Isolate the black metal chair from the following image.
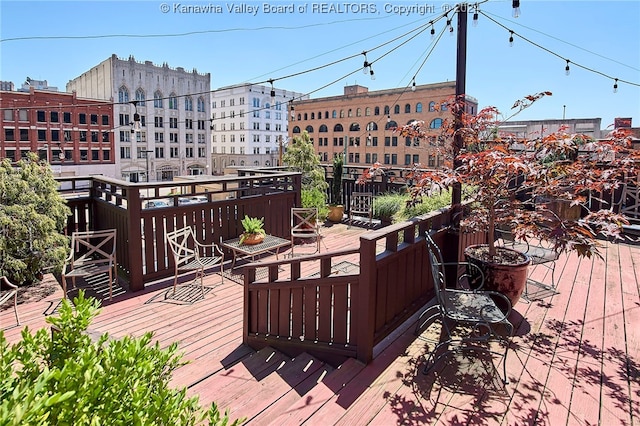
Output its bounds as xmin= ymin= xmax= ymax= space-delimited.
xmin=419 ymin=232 xmax=514 ymax=384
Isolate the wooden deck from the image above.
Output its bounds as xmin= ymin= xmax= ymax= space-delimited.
xmin=2 ymin=223 xmax=639 ymax=425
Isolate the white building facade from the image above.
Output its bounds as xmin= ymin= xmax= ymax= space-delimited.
xmin=210 ymin=83 xmax=306 ymax=174
xmin=67 ymin=54 xmax=211 ymax=182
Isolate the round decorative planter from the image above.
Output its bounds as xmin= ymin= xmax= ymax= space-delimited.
xmin=464 ymin=244 xmax=531 ymax=307
xmin=241 ymin=233 xmax=265 ymax=245
xmin=327 ymin=205 xmax=344 ymax=222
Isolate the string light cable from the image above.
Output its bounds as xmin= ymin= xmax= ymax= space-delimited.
xmin=479 ymin=10 xmax=639 ymax=89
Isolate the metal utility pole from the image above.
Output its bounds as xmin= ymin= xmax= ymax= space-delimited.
xmin=451 ymin=3 xmax=468 ymax=210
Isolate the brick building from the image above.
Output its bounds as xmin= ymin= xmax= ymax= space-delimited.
xmin=289 ymin=82 xmax=478 ymax=168
xmin=0 ymin=87 xmax=115 ymax=176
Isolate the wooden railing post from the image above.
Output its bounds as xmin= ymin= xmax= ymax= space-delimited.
xmin=127 ymin=187 xmax=144 ymax=292
xmin=356 ymin=234 xmax=378 ymax=363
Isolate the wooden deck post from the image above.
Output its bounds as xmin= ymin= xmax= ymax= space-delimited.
xmin=356 ymin=234 xmax=377 ymax=363
xmin=127 ymin=187 xmax=145 ymax=292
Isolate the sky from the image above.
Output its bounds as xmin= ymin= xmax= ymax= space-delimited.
xmin=1 ymin=0 xmax=639 ymax=130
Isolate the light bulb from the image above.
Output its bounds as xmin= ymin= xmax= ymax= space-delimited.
xmin=512 ymin=0 xmax=520 ymax=18
xmin=370 ymin=69 xmax=375 ymax=80
xmin=509 ymin=32 xmax=514 ymax=47
xmin=472 ymin=12 xmax=478 ymax=27
xmin=411 ymin=80 xmax=416 ymax=92
xmin=363 ymin=61 xmax=369 ymax=75
xmin=565 ymin=60 xmax=570 ymax=76
xmin=613 ymin=79 xmax=618 ymax=93
xmin=430 ymin=23 xmax=435 ymax=39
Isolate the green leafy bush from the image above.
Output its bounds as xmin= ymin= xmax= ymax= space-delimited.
xmin=0 ymin=291 xmax=243 ymax=426
xmin=301 ymin=188 xmax=329 ymax=221
xmin=373 ymin=192 xmax=405 ymax=223
xmin=0 ymin=154 xmax=70 ymax=285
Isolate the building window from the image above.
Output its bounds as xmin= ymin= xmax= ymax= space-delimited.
xmin=51 ymin=130 xmax=60 ymax=142
xmin=103 ymin=150 xmax=110 ymax=161
xmin=135 ymin=88 xmax=145 ymax=105
xmin=102 ymin=132 xmax=110 ymax=142
xmin=428 ymin=101 xmax=436 ymax=112
xmin=185 ymin=147 xmax=194 ymax=158
xmin=155 ymin=147 xmax=164 ymax=158
xmin=416 ymin=102 xmax=423 ymax=113
xmin=79 ymin=113 xmax=86 ymax=124
xmin=91 ymin=131 xmax=99 ymax=142
xmin=429 ymin=118 xmax=443 ymax=129
xmin=185 ymin=119 xmax=193 ymax=129
xmin=92 ymin=150 xmax=100 ymax=161
xmin=197 ymin=97 xmax=205 ymax=112
xmin=154 ymin=91 xmax=163 ymax=108
xmin=4 ymin=128 xmax=14 ymax=141
xmin=120 ymin=146 xmax=131 ymax=159
xmin=169 ymin=117 xmax=178 ymax=128
xmin=79 ymin=131 xmax=87 ymax=142
xmin=155 ymin=132 xmax=164 ymax=143
xmin=37 ymin=111 xmax=46 ymax=122
xmin=3 ymin=110 xmax=13 ymax=121
xmin=118 ymin=86 xmax=129 ymax=103
xmin=394 ymin=105 xmax=400 ymax=114
xmin=170 ymin=147 xmax=178 ymax=158
xmin=405 ymin=104 xmax=411 ymax=113
xmin=169 ymin=93 xmax=178 ymax=109
xmin=154 ymin=117 xmax=163 ymax=128
xmin=170 ymin=133 xmax=178 ymax=143
xmin=120 ymin=131 xmax=130 ymax=142
xmin=185 ymin=97 xmax=193 ymax=111
xmin=50 ymin=111 xmax=59 ymax=123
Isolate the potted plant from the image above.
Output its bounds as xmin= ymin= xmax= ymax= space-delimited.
xmin=239 ymin=216 xmax=266 ymax=245
xmin=327 ymin=154 xmax=344 ymax=222
xmin=381 ymin=92 xmax=639 ymax=305
xmin=373 ymin=192 xmax=404 ymax=227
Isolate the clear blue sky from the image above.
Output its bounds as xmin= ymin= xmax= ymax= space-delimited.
xmin=1 ymin=1 xmax=638 ymax=129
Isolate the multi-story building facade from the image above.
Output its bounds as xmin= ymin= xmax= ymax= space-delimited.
xmin=496 ymin=118 xmax=603 ymax=141
xmin=67 ymin=54 xmax=211 ymax=182
xmin=209 ymin=83 xmax=306 ymax=174
xmin=0 ymin=87 xmax=115 ymax=176
xmin=289 ymin=82 xmax=477 ymax=169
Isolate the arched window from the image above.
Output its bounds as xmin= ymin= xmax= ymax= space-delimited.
xmin=384 ymin=105 xmax=390 ymax=115
xmin=332 ymin=110 xmax=337 ymax=118
xmin=394 ymin=105 xmax=400 ymax=114
xmin=292 ymin=126 xmax=301 ymax=133
xmin=325 ymin=111 xmax=329 ymax=119
xmin=185 ymin=96 xmax=193 ymax=111
xmin=429 ymin=118 xmax=443 ymax=129
xmin=154 ymin=91 xmax=163 ymax=108
xmin=416 ymin=102 xmax=423 ymax=113
xmin=348 ymin=109 xmax=353 ymax=117
xmin=240 ymin=160 xmax=245 ymax=166
xmin=135 ymin=88 xmax=145 ymax=105
xmin=385 ymin=120 xmax=398 ymax=130
xmin=340 ymin=110 xmax=345 ymax=118
xmin=305 ymin=125 xmax=314 ymax=133
xmin=311 ymin=112 xmax=315 ymax=119
xmin=405 ymin=103 xmax=411 ymax=113
xmin=304 ymin=113 xmax=308 ymax=120
xmin=366 ymin=121 xmax=378 ymax=131
xmin=319 ymin=124 xmax=328 ymax=132
xmin=356 ymin=108 xmax=362 ymax=117
xmin=333 ymin=124 xmax=344 ymax=132
xmin=197 ymin=97 xmax=205 ymax=112
xmin=365 ymin=107 xmax=371 ymax=116
xmin=441 ymin=102 xmax=448 ymax=111
xmin=428 ymin=101 xmax=436 ymax=112
xmin=297 ymin=113 xmax=302 ymax=121
xmin=374 ymin=106 xmax=380 ymax=115
xmin=118 ymin=86 xmax=129 ymax=103
xmin=169 ymin=93 xmax=178 ymax=109
xmin=349 ymin=123 xmax=360 ymax=132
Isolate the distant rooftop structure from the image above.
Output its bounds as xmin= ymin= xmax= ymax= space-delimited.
xmin=18 ymin=77 xmax=58 ymax=92
xmin=0 ymin=81 xmax=15 ymax=91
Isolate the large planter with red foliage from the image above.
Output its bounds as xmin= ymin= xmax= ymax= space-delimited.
xmin=464 ymin=244 xmax=531 ymax=307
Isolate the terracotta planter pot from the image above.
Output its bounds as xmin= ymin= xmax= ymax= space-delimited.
xmin=241 ymin=233 xmax=265 ymax=245
xmin=464 ymin=244 xmax=531 ymax=307
xmin=327 ymin=205 xmax=344 ymax=222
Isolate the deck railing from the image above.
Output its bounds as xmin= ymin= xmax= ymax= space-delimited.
xmin=58 ymin=170 xmax=301 ymax=291
xmin=243 ymin=207 xmax=457 ymax=365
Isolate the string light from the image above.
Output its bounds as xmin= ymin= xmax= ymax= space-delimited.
xmin=565 ymin=60 xmax=571 ymax=76
xmin=362 ymin=51 xmax=369 ymax=75
xmin=509 ymin=31 xmax=514 ymax=47
xmin=472 ymin=10 xmax=479 ymax=27
xmin=411 ymin=78 xmax=416 ymax=92
xmin=269 ymin=79 xmax=275 ymax=106
xmin=369 ymin=66 xmax=376 ymax=80
xmin=130 ymin=101 xmax=141 ymax=134
xmin=512 ymin=0 xmax=520 ymax=18
xmin=446 ymin=14 xmax=453 ymax=36
xmin=430 ymin=21 xmax=435 ymax=40
xmin=613 ymin=78 xmax=618 ymax=93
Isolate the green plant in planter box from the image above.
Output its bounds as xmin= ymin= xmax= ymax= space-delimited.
xmin=239 ymin=215 xmax=266 ymax=244
xmin=373 ymin=192 xmax=405 ymax=224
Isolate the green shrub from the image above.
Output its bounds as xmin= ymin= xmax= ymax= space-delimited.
xmin=0 ymin=154 xmax=70 ymax=286
xmin=400 ymin=188 xmax=453 ymax=219
xmin=373 ymin=192 xmax=405 ymax=222
xmin=0 ymin=291 xmax=243 ymax=426
xmin=301 ymin=188 xmax=329 ymax=221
